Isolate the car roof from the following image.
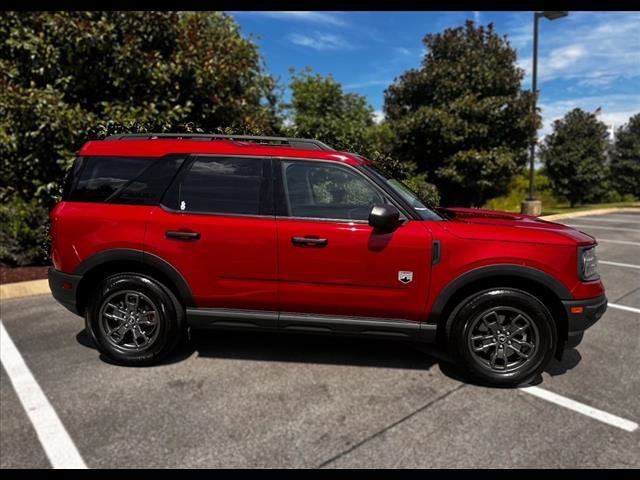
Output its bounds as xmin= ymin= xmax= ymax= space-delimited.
xmin=79 ymin=139 xmax=368 ymax=166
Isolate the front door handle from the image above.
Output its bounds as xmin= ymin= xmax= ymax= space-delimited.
xmin=166 ymin=230 xmax=201 ymax=241
xmin=291 ymin=236 xmax=328 ymax=247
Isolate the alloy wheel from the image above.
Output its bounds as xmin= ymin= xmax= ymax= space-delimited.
xmin=98 ymin=290 xmax=160 ymax=352
xmin=467 ymin=306 xmax=539 ymax=373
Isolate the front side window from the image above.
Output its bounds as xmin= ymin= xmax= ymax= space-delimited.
xmin=362 ymin=165 xmax=443 ymax=221
xmin=281 ymin=160 xmax=384 ymax=221
xmin=164 ymin=156 xmax=270 ymax=215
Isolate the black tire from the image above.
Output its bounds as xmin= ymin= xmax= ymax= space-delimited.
xmin=85 ymin=273 xmax=184 ymax=366
xmin=448 ymin=288 xmax=556 ymax=387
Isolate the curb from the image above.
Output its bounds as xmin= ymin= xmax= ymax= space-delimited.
xmin=0 ymin=279 xmax=51 ymax=301
xmin=540 ymin=206 xmax=640 ymax=221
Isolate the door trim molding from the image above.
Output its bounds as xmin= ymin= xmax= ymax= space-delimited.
xmin=185 ymin=307 xmax=437 ymax=342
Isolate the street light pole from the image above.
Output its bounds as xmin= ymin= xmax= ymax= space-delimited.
xmin=521 ymin=10 xmax=568 ymax=216
xmin=527 ymin=12 xmax=540 ymax=202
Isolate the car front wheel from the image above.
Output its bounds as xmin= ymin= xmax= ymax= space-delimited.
xmin=448 ymin=288 xmax=556 ymax=387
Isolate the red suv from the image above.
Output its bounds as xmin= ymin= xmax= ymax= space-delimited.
xmin=48 ymin=134 xmax=607 ymax=386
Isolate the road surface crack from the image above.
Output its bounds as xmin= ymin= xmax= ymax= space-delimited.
xmin=613 ymin=287 xmax=639 ymax=304
xmin=316 ymin=383 xmax=466 ymax=468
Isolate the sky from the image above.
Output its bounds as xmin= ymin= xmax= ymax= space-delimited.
xmin=228 ymin=11 xmax=640 ymax=138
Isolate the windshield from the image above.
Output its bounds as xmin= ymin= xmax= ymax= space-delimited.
xmin=362 ymin=165 xmax=444 ymax=221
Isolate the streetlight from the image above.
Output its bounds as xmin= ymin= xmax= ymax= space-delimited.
xmin=522 ymin=10 xmax=568 ymax=216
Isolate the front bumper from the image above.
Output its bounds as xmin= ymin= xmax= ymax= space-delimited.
xmin=561 ymin=294 xmax=607 ymax=348
xmin=48 ymin=268 xmax=83 ymax=316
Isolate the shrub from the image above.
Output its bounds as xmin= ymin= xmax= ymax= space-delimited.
xmin=483 ymin=171 xmax=559 ymax=212
xmin=0 ymin=196 xmax=50 ymax=266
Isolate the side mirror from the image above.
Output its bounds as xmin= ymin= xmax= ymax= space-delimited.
xmin=368 ymin=204 xmax=401 ymax=232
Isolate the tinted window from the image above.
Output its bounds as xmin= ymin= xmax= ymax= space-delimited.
xmin=117 ymin=156 xmax=185 ymax=205
xmin=362 ymin=165 xmax=443 ymax=221
xmin=64 ymin=156 xmax=184 ymax=204
xmin=165 ymin=156 xmax=270 ymax=215
xmin=61 ymin=156 xmax=85 ymax=200
xmin=282 ymin=161 xmax=384 ymax=220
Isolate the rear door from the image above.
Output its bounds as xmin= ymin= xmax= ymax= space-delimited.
xmin=145 ymin=155 xmax=278 ymax=311
xmin=275 ymin=159 xmax=432 ymax=321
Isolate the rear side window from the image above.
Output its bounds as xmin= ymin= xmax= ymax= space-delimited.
xmin=162 ymin=156 xmax=271 ymax=216
xmin=63 ymin=155 xmax=185 ymax=205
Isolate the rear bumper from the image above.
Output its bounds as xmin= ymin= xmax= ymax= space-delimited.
xmin=48 ymin=268 xmax=83 ymax=316
xmin=561 ymin=294 xmax=607 ymax=348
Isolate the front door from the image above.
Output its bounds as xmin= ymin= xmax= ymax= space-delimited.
xmin=145 ymin=155 xmax=278 ymax=311
xmin=275 ymin=159 xmax=432 ymax=321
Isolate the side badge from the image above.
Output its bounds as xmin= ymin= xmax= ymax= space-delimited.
xmin=398 ymin=271 xmax=413 ymax=284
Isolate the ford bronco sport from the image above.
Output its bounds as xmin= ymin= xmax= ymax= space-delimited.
xmin=48 ymin=134 xmax=607 ymax=386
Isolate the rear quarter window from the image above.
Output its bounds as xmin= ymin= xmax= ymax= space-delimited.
xmin=63 ymin=155 xmax=185 ymax=205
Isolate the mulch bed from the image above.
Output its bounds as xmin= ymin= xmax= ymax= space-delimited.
xmin=0 ymin=265 xmax=50 ymax=285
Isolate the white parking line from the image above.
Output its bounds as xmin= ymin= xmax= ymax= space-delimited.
xmin=566 ymin=224 xmax=640 ymax=233
xmin=520 ymin=386 xmax=638 ymax=432
xmin=608 ymin=303 xmax=640 ymax=315
xmin=599 ymin=260 xmax=640 ymax=269
xmin=0 ymin=321 xmax=87 ymax=469
xmin=596 ymin=239 xmax=640 ymax=246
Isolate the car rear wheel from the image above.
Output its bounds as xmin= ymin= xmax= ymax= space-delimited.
xmin=448 ymin=288 xmax=556 ymax=387
xmin=85 ymin=273 xmax=184 ymax=365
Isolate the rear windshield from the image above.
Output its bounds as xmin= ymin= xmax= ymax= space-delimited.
xmin=63 ymin=155 xmax=185 ymax=205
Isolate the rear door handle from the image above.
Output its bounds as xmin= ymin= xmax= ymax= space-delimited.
xmin=291 ymin=236 xmax=328 ymax=247
xmin=166 ymin=230 xmax=201 ymax=240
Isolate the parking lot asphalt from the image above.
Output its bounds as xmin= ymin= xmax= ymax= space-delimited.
xmin=1 ymin=211 xmax=639 ymax=468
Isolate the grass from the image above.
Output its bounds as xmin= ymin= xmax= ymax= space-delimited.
xmin=539 ymin=201 xmax=640 ymax=216
xmin=482 ymin=172 xmax=639 ymax=215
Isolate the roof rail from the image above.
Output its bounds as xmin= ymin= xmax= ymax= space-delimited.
xmin=104 ymin=133 xmax=335 ymax=151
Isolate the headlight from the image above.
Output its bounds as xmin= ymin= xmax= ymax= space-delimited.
xmin=578 ymin=245 xmax=599 ymax=281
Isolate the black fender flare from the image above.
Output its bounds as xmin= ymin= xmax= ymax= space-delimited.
xmin=75 ymin=248 xmax=196 ymax=307
xmin=429 ymin=264 xmax=573 ymax=325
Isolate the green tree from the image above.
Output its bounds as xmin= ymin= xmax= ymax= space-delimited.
xmin=0 ymin=11 xmax=280 ymax=206
xmin=540 ymin=108 xmax=610 ymax=208
xmin=285 ymin=69 xmax=440 ymax=206
xmin=284 ymin=68 xmax=374 ymax=154
xmin=610 ymin=113 xmax=640 ymax=198
xmin=384 ymin=21 xmax=537 ymax=207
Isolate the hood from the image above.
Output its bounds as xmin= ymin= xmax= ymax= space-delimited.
xmin=436 ymin=207 xmax=596 ymax=246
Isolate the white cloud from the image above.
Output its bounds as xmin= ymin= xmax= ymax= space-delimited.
xmin=231 ymin=11 xmax=347 ymax=27
xmin=505 ymin=15 xmax=534 ymax=49
xmin=473 ymin=11 xmax=481 ymax=23
xmin=288 ymin=32 xmax=355 ymax=51
xmin=576 ymin=72 xmax=619 ymax=88
xmin=517 ymin=55 xmax=532 ymax=77
xmin=538 ymin=94 xmax=640 ymax=139
xmin=515 ymin=12 xmax=640 ymax=87
xmin=544 ymin=44 xmax=587 ymax=77
xmin=600 ymin=111 xmax=637 ymax=136
xmin=373 ymin=110 xmax=385 ymax=124
xmin=393 ymin=47 xmax=413 ymax=57
xmin=344 ymin=79 xmax=391 ymax=89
